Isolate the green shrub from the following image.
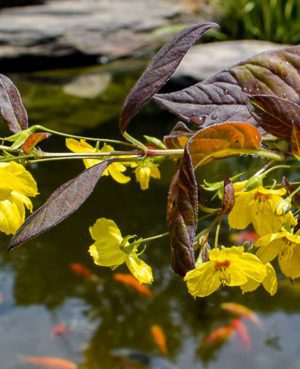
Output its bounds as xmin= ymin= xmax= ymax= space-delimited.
xmin=215 ymin=0 xmax=300 ymax=44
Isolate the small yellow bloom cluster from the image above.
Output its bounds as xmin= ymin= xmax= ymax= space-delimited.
xmin=184 ymin=246 xmax=277 ymax=297
xmin=0 ymin=162 xmax=38 ymax=235
xmin=88 ymin=218 xmax=153 ymax=284
xmin=185 ymin=182 xmax=300 ymax=298
xmin=66 ymin=139 xmax=161 ymax=190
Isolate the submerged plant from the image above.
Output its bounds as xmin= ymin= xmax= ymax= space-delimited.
xmin=1 ymin=22 xmax=300 ymax=299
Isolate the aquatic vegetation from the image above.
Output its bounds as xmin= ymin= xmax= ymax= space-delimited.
xmin=1 ymin=22 xmax=300 ymax=300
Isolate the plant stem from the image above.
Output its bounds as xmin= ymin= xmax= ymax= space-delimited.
xmin=214 ymin=220 xmax=221 ymax=249
xmin=34 ymin=125 xmax=136 ymax=148
xmin=131 ymin=232 xmax=169 ymax=247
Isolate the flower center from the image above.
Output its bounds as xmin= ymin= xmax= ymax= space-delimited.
xmin=215 ymin=260 xmax=231 ymax=285
xmin=254 ymin=193 xmax=270 ymax=202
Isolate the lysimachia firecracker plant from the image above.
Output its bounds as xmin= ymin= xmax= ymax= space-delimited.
xmin=2 ymin=22 xmax=300 ymax=297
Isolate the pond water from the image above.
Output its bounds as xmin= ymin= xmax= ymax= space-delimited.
xmin=1 ymin=62 xmax=300 ymax=369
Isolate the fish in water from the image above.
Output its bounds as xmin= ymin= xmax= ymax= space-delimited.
xmin=150 ymin=325 xmax=168 ymax=354
xmin=23 ymin=356 xmax=77 ymax=369
xmin=221 ymin=302 xmax=260 ymax=327
xmin=113 ymin=273 xmax=154 ymax=297
xmin=111 ymin=349 xmax=180 ymax=369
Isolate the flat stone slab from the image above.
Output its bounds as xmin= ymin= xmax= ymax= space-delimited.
xmin=173 ymin=40 xmax=288 ymax=81
xmin=0 ymin=0 xmax=190 ymax=70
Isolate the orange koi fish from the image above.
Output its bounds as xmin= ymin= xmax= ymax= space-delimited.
xmin=221 ymin=302 xmax=260 ymax=326
xmin=113 ymin=273 xmax=154 ymax=297
xmin=231 ymin=319 xmax=251 ymax=350
xmin=150 ymin=325 xmax=168 ymax=354
xmin=69 ymin=263 xmax=102 ymax=285
xmin=51 ymin=324 xmax=70 ymax=337
xmin=203 ymin=325 xmax=234 ymax=346
xmin=69 ymin=263 xmax=92 ymax=279
xmin=230 ymin=231 xmax=258 ymax=244
xmin=23 ymin=356 xmax=77 ymax=369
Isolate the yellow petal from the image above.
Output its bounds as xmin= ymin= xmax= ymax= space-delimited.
xmin=66 ymin=138 xmax=95 ymax=153
xmin=240 ymin=278 xmax=260 ymax=293
xmin=262 ymin=263 xmax=277 ymax=295
xmin=0 ymin=198 xmax=24 ymax=235
xmin=66 ymin=139 xmax=101 ymax=169
xmin=209 ymin=246 xmax=244 ymax=260
xmin=282 ymin=227 xmax=300 ymax=244
xmin=11 ymin=191 xmax=33 ymax=212
xmin=150 ymin=165 xmax=161 ymax=179
xmin=279 ymin=245 xmax=300 ymax=279
xmin=233 ymin=252 xmax=267 ymax=282
xmin=108 ymin=163 xmax=131 ymax=184
xmin=257 ymin=186 xmax=286 ymax=196
xmin=184 ymin=262 xmax=220 ymax=297
xmin=89 ymin=218 xmax=123 ymax=243
xmin=89 ymin=243 xmax=126 ymax=267
xmin=256 ymin=235 xmax=285 ymax=263
xmin=227 ymin=264 xmax=248 ymax=286
xmin=135 ymin=166 xmax=151 ymax=190
xmin=126 ymin=254 xmax=153 ymax=284
xmin=228 ymin=192 xmax=253 ymax=230
xmin=0 ymin=162 xmax=38 ymax=197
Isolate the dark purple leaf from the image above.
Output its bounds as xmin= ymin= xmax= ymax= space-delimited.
xmin=291 ymin=124 xmax=300 ymax=157
xmin=0 ymin=74 xmax=28 ymax=132
xmin=247 ymin=94 xmax=300 ymax=138
xmin=167 ymin=149 xmax=198 ymax=276
xmin=154 ymin=45 xmax=300 ymax=128
xmin=8 ymin=160 xmax=111 ymax=250
xmin=222 ymin=178 xmax=235 ymax=214
xmin=119 ymin=22 xmax=218 ymax=133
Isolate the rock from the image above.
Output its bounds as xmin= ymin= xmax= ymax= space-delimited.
xmin=173 ymin=40 xmax=288 ymax=81
xmin=63 ymin=73 xmax=112 ymax=99
xmin=0 ymin=0 xmax=193 ymax=72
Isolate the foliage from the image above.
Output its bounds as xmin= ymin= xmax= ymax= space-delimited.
xmin=215 ymin=0 xmax=300 ymax=44
xmin=1 ymin=22 xmax=300 ymax=299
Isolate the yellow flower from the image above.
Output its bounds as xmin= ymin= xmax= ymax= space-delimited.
xmin=184 ymin=246 xmax=273 ymax=297
xmin=240 ymin=262 xmax=277 ymax=295
xmin=135 ymin=159 xmax=160 ymax=190
xmin=66 ymin=138 xmax=131 ymax=184
xmin=255 ymin=228 xmax=300 ymax=279
xmin=0 ymin=162 xmax=38 ymax=235
xmin=228 ymin=185 xmax=296 ymax=236
xmin=88 ymin=218 xmax=153 ymax=284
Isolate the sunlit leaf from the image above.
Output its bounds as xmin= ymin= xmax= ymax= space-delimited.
xmin=22 ymin=132 xmax=51 ymax=153
xmin=8 ymin=160 xmax=111 ymax=250
xmin=247 ymin=94 xmax=300 ymax=138
xmin=188 ymin=122 xmax=261 ymax=168
xmin=119 ymin=22 xmax=218 ymax=133
xmin=154 ymin=45 xmax=300 ymax=129
xmin=0 ymin=74 xmax=28 ymax=133
xmin=167 ymin=149 xmax=197 ymax=276
xmin=164 ymin=121 xmax=193 ymax=149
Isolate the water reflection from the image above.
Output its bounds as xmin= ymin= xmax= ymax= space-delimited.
xmin=1 ymin=66 xmax=300 ymax=369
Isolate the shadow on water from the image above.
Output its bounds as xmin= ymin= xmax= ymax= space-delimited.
xmin=1 ymin=62 xmax=300 ymax=369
